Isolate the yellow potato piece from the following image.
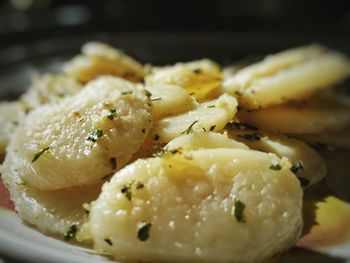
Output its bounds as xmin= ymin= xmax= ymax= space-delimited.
xmin=82 ymin=148 xmax=302 ymax=263
xmin=145 ymin=84 xmax=197 ymax=120
xmin=2 ymin=77 xmax=152 ymax=190
xmin=223 ymin=44 xmax=326 ymax=94
xmin=64 ymin=42 xmax=144 ymax=83
xmin=145 ymin=59 xmax=222 ymax=100
xmin=238 ymin=93 xmax=350 ymax=134
xmin=148 ymin=94 xmax=238 ymax=144
xmin=226 ymin=125 xmax=326 ymax=186
xmin=0 ymin=155 xmax=101 ymax=235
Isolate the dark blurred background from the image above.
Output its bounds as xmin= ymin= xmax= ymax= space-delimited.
xmin=0 ymin=0 xmax=350 ymax=47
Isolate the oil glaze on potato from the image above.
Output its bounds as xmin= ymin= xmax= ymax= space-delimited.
xmin=2 ymin=77 xmax=151 ymax=190
xmin=82 ymin=148 xmax=303 ymax=263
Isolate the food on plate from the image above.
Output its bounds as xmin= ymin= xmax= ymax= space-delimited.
xmin=225 ymin=125 xmax=327 ymax=186
xmin=2 ymin=76 xmax=151 ymax=190
xmin=0 ymin=42 xmax=349 ymax=263
xmin=64 ymin=42 xmax=144 ymax=83
xmin=223 ymin=44 xmax=349 ymax=109
xmin=145 ymin=59 xmax=222 ymax=100
xmin=80 ymin=143 xmax=302 ymax=263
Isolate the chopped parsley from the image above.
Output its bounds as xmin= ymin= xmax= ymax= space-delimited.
xmin=145 ymin=90 xmax=152 ymax=98
xmin=207 ymin=105 xmax=216 ymax=108
xmin=209 ymin=125 xmax=216 ymax=131
xmin=270 ymin=163 xmax=282 ymax=171
xmin=121 ymin=91 xmax=133 ymax=95
xmin=154 ymin=134 xmax=160 ymax=141
xmin=137 ymin=221 xmax=152 ymax=241
xmin=107 ymin=109 xmax=117 ymax=120
xmin=237 ymin=133 xmax=261 ymax=141
xmin=136 ymin=182 xmax=144 ymax=190
xmin=193 ymin=69 xmax=202 ymax=74
xmin=110 ymin=157 xmax=117 ymax=170
xmin=151 ymin=98 xmax=162 ymax=101
xmin=298 ymin=177 xmax=310 ymax=188
xmin=64 ymin=224 xmax=78 ymax=241
xmin=227 ymin=122 xmax=258 ymax=131
xmin=121 ymin=183 xmax=133 ymax=200
xmin=180 ymin=120 xmax=199 ymax=135
xmin=87 ymin=129 xmax=103 ymax=142
xmin=32 ymin=147 xmax=50 ymax=163
xmin=234 ymin=199 xmax=246 ymax=223
xmin=290 ymin=162 xmax=304 ymax=174
xmin=141 ymin=128 xmax=146 ymax=133
xmin=153 ymin=145 xmax=165 ymax=157
xmin=104 ymin=238 xmax=113 ymax=246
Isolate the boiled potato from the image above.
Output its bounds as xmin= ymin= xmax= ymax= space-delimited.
xmin=222 ymin=44 xmax=325 ymax=94
xmin=2 ymin=76 xmax=151 ymax=190
xmin=0 ymin=101 xmax=25 ymax=157
xmin=145 ymin=59 xmax=222 ymax=100
xmin=145 ymin=84 xmax=197 ymax=120
xmin=81 ymin=148 xmax=302 ymax=263
xmin=238 ymin=93 xmax=350 ymax=134
xmin=20 ymin=74 xmax=82 ymax=111
xmin=64 ymin=42 xmax=144 ymax=83
xmin=223 ymin=45 xmax=349 ymax=109
xmin=165 ymin=132 xmax=248 ymax=152
xmin=147 ymin=94 xmax=238 ymax=144
xmin=226 ymin=125 xmax=326 ymax=186
xmin=0 ymin=152 xmax=101 ymax=235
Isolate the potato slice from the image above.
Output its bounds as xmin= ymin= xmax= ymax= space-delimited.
xmin=145 ymin=84 xmax=197 ymax=120
xmin=223 ymin=45 xmax=349 ymax=109
xmin=147 ymin=94 xmax=238 ymax=144
xmin=226 ymin=125 xmax=326 ymax=186
xmin=2 ymin=77 xmax=151 ymax=190
xmin=64 ymin=42 xmax=144 ymax=83
xmin=145 ymin=59 xmax=222 ymax=100
xmin=0 ymin=101 xmax=25 ymax=157
xmin=81 ymin=148 xmax=302 ymax=263
xmin=165 ymin=132 xmax=248 ymax=152
xmin=238 ymin=93 xmax=350 ymax=134
xmin=20 ymin=74 xmax=82 ymax=111
xmin=0 ymin=153 xmax=101 ymax=235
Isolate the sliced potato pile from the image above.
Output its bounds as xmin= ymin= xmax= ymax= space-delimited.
xmin=146 ymin=59 xmax=222 ymax=100
xmin=0 ymin=42 xmax=349 ymax=263
xmin=64 ymin=42 xmax=144 ymax=83
xmin=81 ymin=137 xmax=302 ymax=263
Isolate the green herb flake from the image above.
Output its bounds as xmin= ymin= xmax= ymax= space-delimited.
xmin=121 ymin=91 xmax=133 ymax=95
xmin=110 ymin=157 xmax=117 ymax=170
xmin=234 ymin=199 xmax=246 ymax=223
xmin=136 ymin=182 xmax=144 ymax=190
xmin=104 ymin=238 xmax=113 ymax=246
xmin=137 ymin=221 xmax=152 ymax=241
xmin=237 ymin=133 xmax=261 ymax=141
xmin=64 ymin=224 xmax=78 ymax=241
xmin=87 ymin=129 xmax=103 ymax=142
xmin=193 ymin=69 xmax=202 ymax=74
xmin=151 ymin=98 xmax=162 ymax=101
xmin=207 ymin=105 xmax=216 ymax=108
xmin=154 ymin=134 xmax=160 ymax=141
xmin=32 ymin=147 xmax=50 ymax=163
xmin=180 ymin=120 xmax=199 ymax=135
xmin=121 ymin=183 xmax=133 ymax=200
xmin=141 ymin=128 xmax=146 ymax=133
xmin=209 ymin=125 xmax=216 ymax=131
xmin=270 ymin=163 xmax=282 ymax=171
xmin=107 ymin=109 xmax=117 ymax=120
xmin=153 ymin=146 xmax=165 ymax=157
xmin=145 ymin=90 xmax=152 ymax=98
xmin=290 ymin=162 xmax=304 ymax=174
xmin=298 ymin=177 xmax=310 ymax=188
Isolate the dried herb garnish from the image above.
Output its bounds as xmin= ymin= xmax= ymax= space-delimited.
xmin=87 ymin=129 xmax=103 ymax=142
xmin=136 ymin=182 xmax=144 ymax=190
xmin=110 ymin=157 xmax=117 ymax=170
xmin=234 ymin=199 xmax=246 ymax=223
xmin=290 ymin=162 xmax=304 ymax=174
xmin=180 ymin=120 xmax=199 ymax=135
xmin=64 ymin=224 xmax=78 ymax=241
xmin=151 ymin=98 xmax=162 ymax=101
xmin=207 ymin=105 xmax=216 ymax=108
xmin=121 ymin=183 xmax=133 ymax=200
xmin=121 ymin=91 xmax=133 ymax=95
xmin=107 ymin=109 xmax=117 ymax=120
xmin=298 ymin=177 xmax=310 ymax=188
xmin=193 ymin=69 xmax=202 ymax=74
xmin=137 ymin=221 xmax=152 ymax=241
xmin=209 ymin=125 xmax=216 ymax=131
xmin=32 ymin=147 xmax=50 ymax=163
xmin=270 ymin=163 xmax=282 ymax=171
xmin=104 ymin=238 xmax=113 ymax=246
xmin=237 ymin=133 xmax=261 ymax=141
